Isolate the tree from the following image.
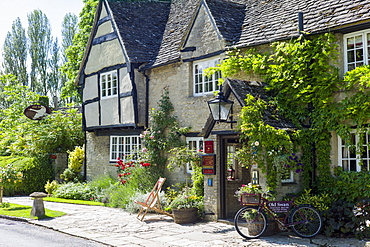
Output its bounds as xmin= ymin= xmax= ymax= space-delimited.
xmin=61 ymin=0 xmax=99 ymax=103
xmin=27 ymin=9 xmax=52 ymax=95
xmin=0 ymin=74 xmax=21 ymax=110
xmin=61 ymin=13 xmax=78 ymax=64
xmin=48 ymin=38 xmax=61 ymax=103
xmin=59 ymin=13 xmax=79 ymax=106
xmin=1 ymin=17 xmax=28 ymax=86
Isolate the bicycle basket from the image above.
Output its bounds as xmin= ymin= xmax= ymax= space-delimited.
xmin=240 ymin=193 xmax=260 ymax=205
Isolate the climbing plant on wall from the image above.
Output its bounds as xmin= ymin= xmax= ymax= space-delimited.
xmin=213 ymin=33 xmax=370 ymax=192
xmin=141 ymin=87 xmax=190 ymax=174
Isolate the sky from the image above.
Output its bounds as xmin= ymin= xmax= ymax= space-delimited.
xmin=0 ymin=0 xmax=84 ymax=49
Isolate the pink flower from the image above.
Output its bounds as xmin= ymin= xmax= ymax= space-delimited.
xmin=142 ymin=148 xmax=147 ymax=153
xmin=150 ymin=136 xmax=154 ymax=139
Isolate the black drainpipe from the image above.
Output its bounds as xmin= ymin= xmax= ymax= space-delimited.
xmin=299 ymin=12 xmax=316 ymax=192
xmin=141 ymin=70 xmax=150 ymax=128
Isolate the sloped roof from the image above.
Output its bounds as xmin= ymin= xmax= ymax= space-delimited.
xmin=107 ymin=0 xmax=171 ymax=63
xmin=149 ymin=0 xmax=199 ymax=67
xmin=232 ymin=0 xmax=370 ymax=47
xmin=205 ymin=0 xmax=246 ymax=44
xmin=200 ymin=78 xmax=296 ymax=137
xmin=103 ymin=0 xmax=370 ymax=67
xmin=226 ymin=79 xmax=295 ymax=129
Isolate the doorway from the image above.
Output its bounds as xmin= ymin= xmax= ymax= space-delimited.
xmin=219 ymin=135 xmax=251 ymax=219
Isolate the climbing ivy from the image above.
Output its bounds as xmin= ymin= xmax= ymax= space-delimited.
xmin=141 ymin=87 xmax=189 ymax=173
xmin=214 ymin=33 xmax=370 ymax=192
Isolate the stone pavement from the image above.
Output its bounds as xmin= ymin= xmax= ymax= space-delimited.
xmin=2 ymin=196 xmax=370 ymax=247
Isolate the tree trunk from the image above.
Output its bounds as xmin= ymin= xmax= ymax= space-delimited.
xmin=0 ymin=186 xmax=3 ymax=203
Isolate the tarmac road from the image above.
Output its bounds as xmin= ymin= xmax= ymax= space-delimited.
xmin=2 ymin=196 xmax=370 ymax=247
xmin=0 ymin=218 xmax=107 ymax=247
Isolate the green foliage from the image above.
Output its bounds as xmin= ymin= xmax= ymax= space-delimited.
xmin=320 ymin=171 xmax=370 ymax=204
xmin=215 ymin=32 xmax=370 ymax=192
xmin=190 ymin=162 xmax=204 ymax=198
xmin=0 ymin=164 xmax=23 ymax=186
xmin=0 ymin=156 xmax=53 ymax=194
xmin=0 ymin=202 xmax=10 ymax=208
xmin=44 ymin=180 xmax=58 ymax=195
xmin=88 ymin=174 xmax=116 ymax=192
xmin=141 ymin=87 xmax=189 ymax=172
xmin=0 ymin=83 xmax=83 ymax=158
xmin=2 ymin=17 xmax=28 ymax=86
xmin=61 ymin=0 xmax=99 ymax=102
xmin=294 ymin=189 xmax=331 ymax=212
xmin=106 ymin=182 xmax=135 ymax=209
xmin=168 ymin=190 xmax=203 ymax=210
xmin=321 ymin=200 xmax=370 ymax=239
xmin=235 ymin=94 xmax=296 ymax=188
xmin=167 ymin=146 xmax=201 ymax=171
xmin=60 ymin=146 xmax=84 ymax=182
xmin=164 ymin=183 xmax=187 ymax=204
xmin=53 ymin=182 xmax=103 ymax=202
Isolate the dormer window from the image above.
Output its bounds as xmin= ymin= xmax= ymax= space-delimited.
xmin=344 ymin=29 xmax=370 ymax=72
xmin=193 ymin=58 xmax=221 ymax=96
xmin=100 ymin=70 xmax=118 ymax=98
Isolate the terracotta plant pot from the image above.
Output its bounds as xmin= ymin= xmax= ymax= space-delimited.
xmin=172 ymin=207 xmax=198 ymax=224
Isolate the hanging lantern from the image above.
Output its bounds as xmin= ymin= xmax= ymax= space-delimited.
xmin=227 ymin=165 xmax=236 ymax=181
xmin=207 ymin=87 xmax=234 ymax=122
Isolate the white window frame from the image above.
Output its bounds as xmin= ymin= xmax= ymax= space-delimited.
xmin=344 ymin=29 xmax=370 ymax=72
xmin=193 ymin=57 xmax=221 ymax=96
xmin=338 ymin=132 xmax=370 ymax=172
xmin=100 ymin=70 xmax=118 ymax=98
xmin=281 ymin=170 xmax=294 ymax=183
xmin=110 ymin=135 xmax=141 ymax=162
xmin=186 ymin=137 xmax=204 ymax=173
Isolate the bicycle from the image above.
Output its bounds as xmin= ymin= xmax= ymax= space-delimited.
xmin=234 ymin=192 xmax=323 ymax=239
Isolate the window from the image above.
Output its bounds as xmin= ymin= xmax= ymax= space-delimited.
xmin=110 ymin=135 xmax=141 ymax=161
xmin=193 ymin=58 xmax=221 ymax=96
xmin=338 ymin=132 xmax=370 ymax=172
xmin=344 ymin=29 xmax=370 ymax=72
xmin=186 ymin=137 xmax=204 ymax=173
xmin=100 ymin=71 xmax=118 ymax=98
xmin=281 ymin=170 xmax=294 ymax=183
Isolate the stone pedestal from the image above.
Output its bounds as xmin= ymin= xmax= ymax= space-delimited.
xmin=30 ymin=192 xmax=47 ymax=217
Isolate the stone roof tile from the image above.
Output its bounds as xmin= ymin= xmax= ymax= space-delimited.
xmin=226 ymin=79 xmax=296 ymax=129
xmin=107 ymin=0 xmax=171 ymax=63
xmin=105 ymin=0 xmax=370 ymax=67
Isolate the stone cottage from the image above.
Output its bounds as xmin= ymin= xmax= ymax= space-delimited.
xmin=76 ymin=0 xmax=370 ymax=220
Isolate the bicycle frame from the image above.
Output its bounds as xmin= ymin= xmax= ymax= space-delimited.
xmin=236 ymin=193 xmax=323 ymax=238
xmin=242 ymin=193 xmax=307 ymax=227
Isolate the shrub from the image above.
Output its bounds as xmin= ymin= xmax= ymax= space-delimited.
xmin=0 ymin=155 xmax=53 ymax=194
xmin=320 ymin=171 xmax=370 ymax=204
xmin=294 ymin=189 xmax=331 ymax=212
xmin=44 ymin=180 xmax=58 ymax=196
xmin=53 ymin=182 xmax=103 ymax=202
xmin=321 ymin=200 xmax=370 ymax=239
xmin=60 ymin=146 xmax=84 ymax=182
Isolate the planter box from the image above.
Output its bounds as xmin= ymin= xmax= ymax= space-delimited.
xmin=172 ymin=207 xmax=198 ymax=224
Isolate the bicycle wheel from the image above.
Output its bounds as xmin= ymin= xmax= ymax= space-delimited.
xmin=289 ymin=205 xmax=322 ymax=237
xmin=234 ymin=206 xmax=267 ymax=239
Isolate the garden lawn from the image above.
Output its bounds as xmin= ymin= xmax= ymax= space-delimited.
xmin=0 ymin=203 xmax=65 ymax=219
xmin=44 ymin=197 xmax=105 ymax=206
